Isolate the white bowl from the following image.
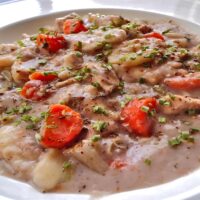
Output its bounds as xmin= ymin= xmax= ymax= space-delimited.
xmin=0 ymin=8 xmax=200 ymax=200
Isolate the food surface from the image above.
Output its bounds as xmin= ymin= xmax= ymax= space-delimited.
xmin=0 ymin=12 xmax=200 ymax=195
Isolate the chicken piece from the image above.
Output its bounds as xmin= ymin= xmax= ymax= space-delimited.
xmin=11 ymin=59 xmax=39 ymax=84
xmin=55 ymin=13 xmax=80 ymax=32
xmin=159 ymin=94 xmax=200 ymax=115
xmin=85 ymin=13 xmax=129 ymax=27
xmin=108 ymin=38 xmax=164 ymax=69
xmin=67 ymin=140 xmax=109 ymax=174
xmin=87 ymin=62 xmax=120 ymax=94
xmin=0 ymin=55 xmax=15 ymax=69
xmin=64 ymin=28 xmax=127 ymax=54
xmin=0 ymin=43 xmax=17 ymax=55
xmin=115 ymin=61 xmax=183 ymax=84
xmin=63 ymin=51 xmax=83 ymax=69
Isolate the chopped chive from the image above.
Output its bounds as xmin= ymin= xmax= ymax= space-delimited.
xmin=141 ymin=105 xmax=150 ymax=113
xmin=91 ymin=82 xmax=101 ymax=89
xmin=92 ymin=121 xmax=108 ymax=132
xmin=158 ymin=116 xmax=166 ymax=123
xmin=63 ymin=161 xmax=72 ymax=170
xmin=168 ymin=130 xmax=195 ymax=147
xmin=16 ymin=87 xmax=22 ymax=92
xmin=159 ymin=99 xmax=171 ymax=106
xmin=91 ymin=134 xmax=101 ymax=142
xmin=17 ymin=40 xmax=25 ymax=47
xmin=75 ymin=51 xmax=83 ymax=57
xmin=102 ymin=63 xmax=112 ymax=70
xmin=190 ymin=128 xmax=200 ymax=134
xmin=92 ymin=105 xmax=108 ymax=115
xmin=144 ymin=159 xmax=152 ymax=166
xmin=162 ymin=29 xmax=171 ymax=35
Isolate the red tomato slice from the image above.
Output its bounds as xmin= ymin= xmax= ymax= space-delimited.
xmin=40 ymin=104 xmax=83 ymax=148
xmin=144 ymin=32 xmax=165 ymax=41
xmin=164 ymin=76 xmax=200 ymax=90
xmin=20 ymin=80 xmax=50 ymax=101
xmin=37 ymin=34 xmax=67 ymax=53
xmin=63 ymin=19 xmax=88 ymax=34
xmin=121 ymin=98 xmax=157 ymax=137
xmin=29 ymin=71 xmax=57 ymax=82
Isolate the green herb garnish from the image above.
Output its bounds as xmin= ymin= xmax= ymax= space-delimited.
xmin=120 ymin=96 xmax=133 ymax=108
xmin=159 ymin=99 xmax=171 ymax=106
xmin=63 ymin=161 xmax=73 ymax=170
xmin=91 ymin=82 xmax=101 ymax=89
xmin=104 ymin=34 xmax=114 ymax=39
xmin=144 ymin=159 xmax=152 ymax=166
xmin=168 ymin=130 xmax=195 ymax=147
xmin=102 ymin=63 xmax=112 ymax=70
xmin=93 ymin=105 xmax=108 ymax=115
xmin=74 ymin=67 xmax=91 ymax=81
xmin=17 ymin=40 xmax=25 ymax=47
xmin=141 ymin=105 xmax=150 ymax=113
xmin=162 ymin=29 xmax=171 ymax=35
xmin=92 ymin=121 xmax=108 ymax=132
xmin=38 ymin=59 xmax=47 ymax=66
xmin=91 ymin=134 xmax=101 ymax=142
xmin=158 ymin=116 xmax=167 ymax=123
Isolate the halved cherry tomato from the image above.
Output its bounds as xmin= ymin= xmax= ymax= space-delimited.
xmin=20 ymin=80 xmax=50 ymax=101
xmin=40 ymin=104 xmax=83 ymax=148
xmin=37 ymin=34 xmax=67 ymax=53
xmin=144 ymin=32 xmax=165 ymax=41
xmin=164 ymin=75 xmax=200 ymax=90
xmin=121 ymin=98 xmax=157 ymax=137
xmin=63 ymin=19 xmax=88 ymax=34
xmin=29 ymin=71 xmax=57 ymax=82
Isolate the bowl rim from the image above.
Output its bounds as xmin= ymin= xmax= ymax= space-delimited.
xmin=0 ymin=7 xmax=200 ymax=200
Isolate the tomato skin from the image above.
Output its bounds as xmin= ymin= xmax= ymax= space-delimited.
xmin=41 ymin=104 xmax=83 ymax=148
xmin=20 ymin=80 xmax=49 ymax=101
xmin=144 ymin=32 xmax=165 ymax=41
xmin=164 ymin=76 xmax=200 ymax=90
xmin=37 ymin=34 xmax=67 ymax=53
xmin=63 ymin=19 xmax=88 ymax=34
xmin=110 ymin=159 xmax=127 ymax=169
xmin=29 ymin=72 xmax=57 ymax=82
xmin=121 ymin=98 xmax=157 ymax=137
